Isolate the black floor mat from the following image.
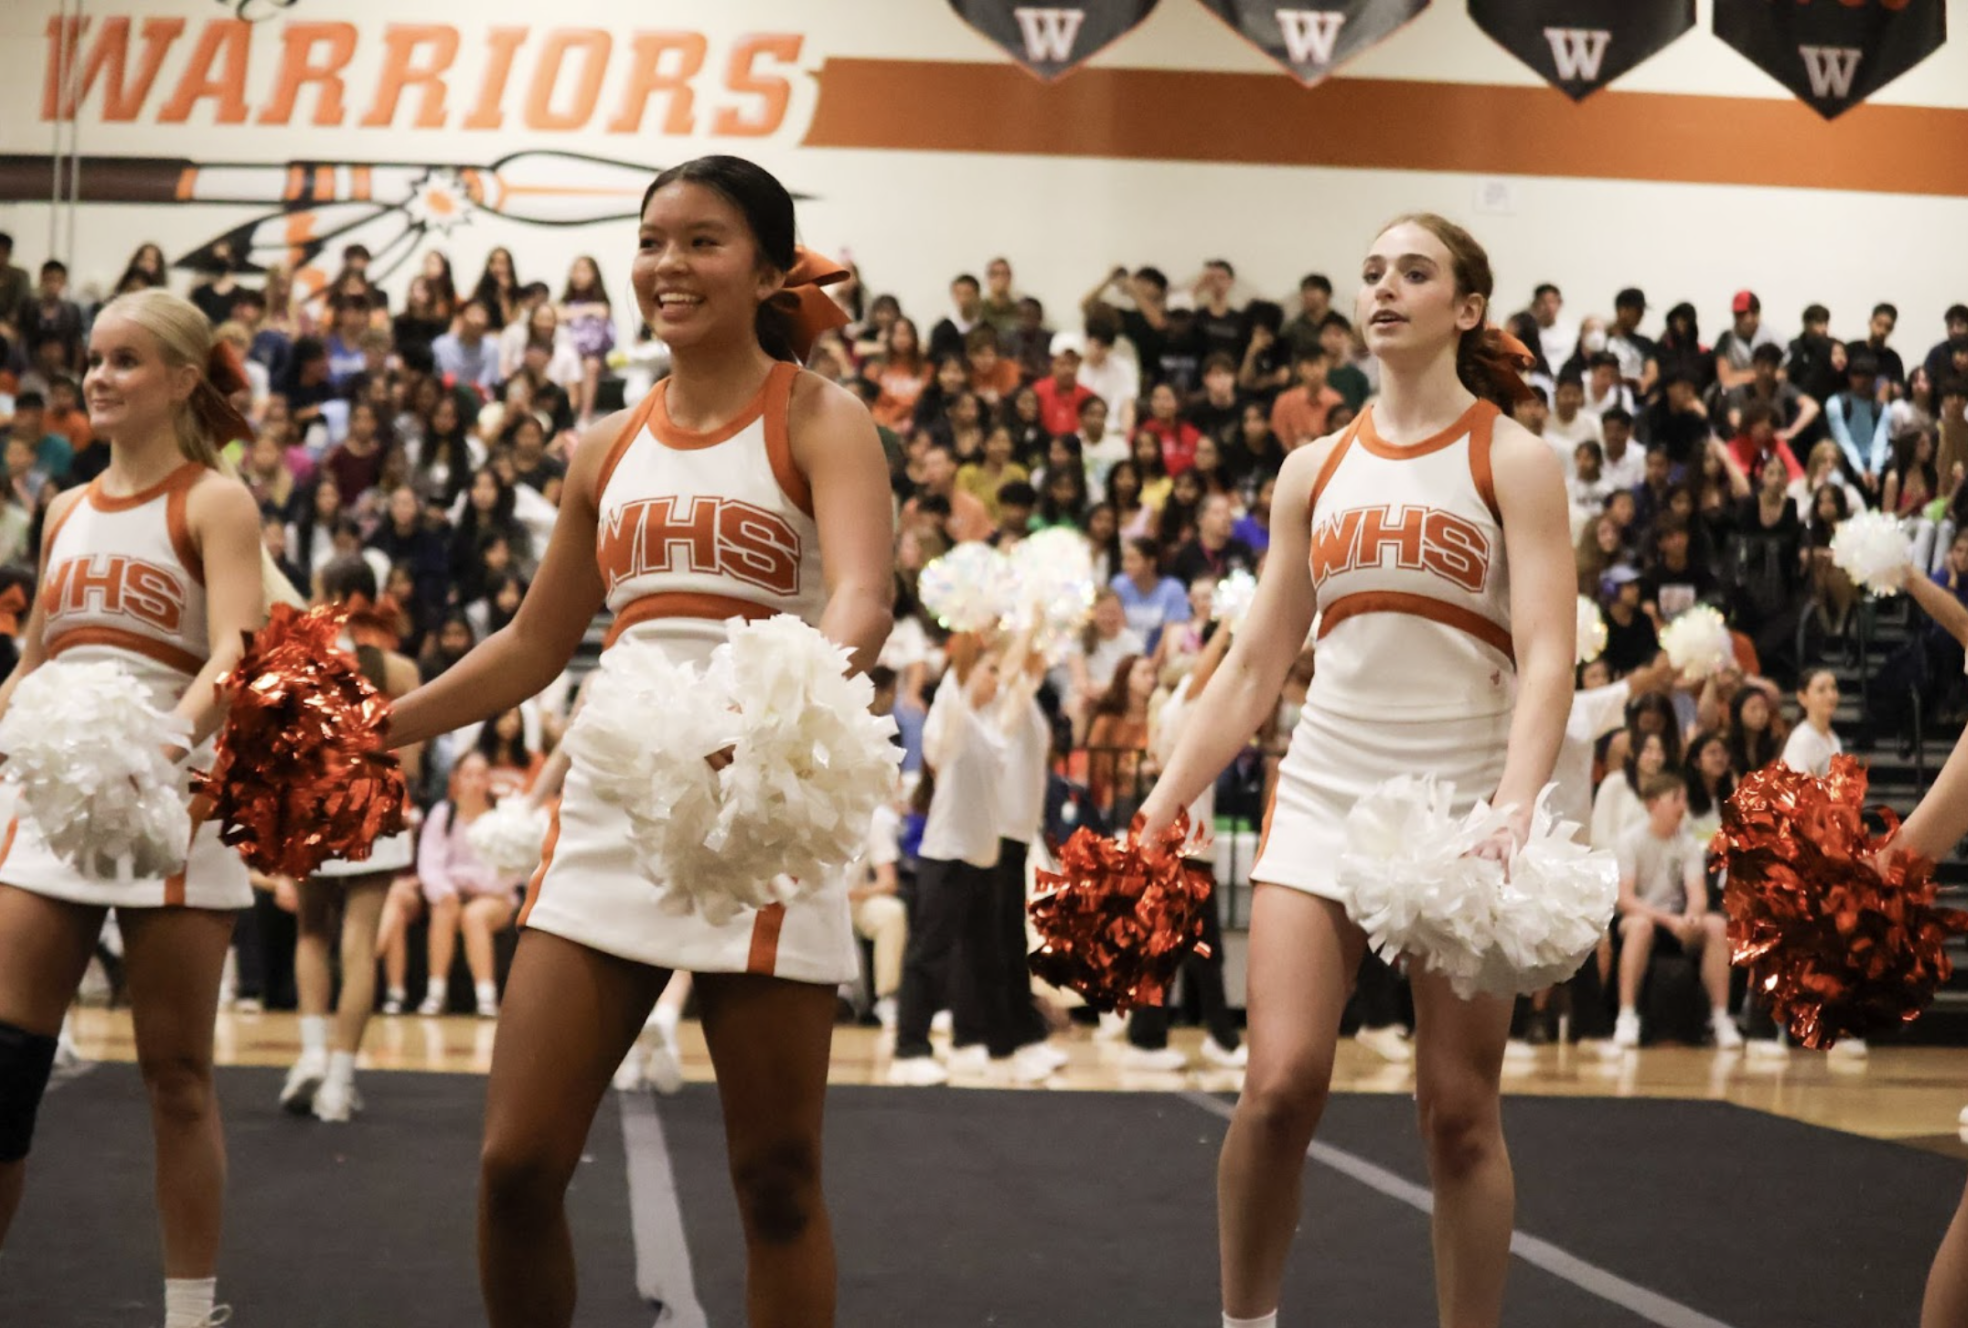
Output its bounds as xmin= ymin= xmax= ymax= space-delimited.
xmin=1 ymin=1065 xmax=644 ymax=1327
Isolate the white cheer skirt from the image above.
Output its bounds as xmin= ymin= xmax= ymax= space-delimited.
xmin=313 ymin=830 xmax=416 ymax=880
xmin=0 ymin=790 xmax=250 ymax=911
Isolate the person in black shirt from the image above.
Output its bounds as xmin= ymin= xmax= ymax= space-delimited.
xmin=1640 ymin=375 xmax=1713 ymax=467
xmin=1238 ymin=300 xmax=1292 ymax=412
xmin=1921 ymin=304 xmax=1968 ymax=393
xmin=1652 ymin=304 xmax=1716 ymax=401
xmin=1167 ymin=492 xmax=1254 ymax=587
xmin=1223 ymin=400 xmax=1286 ymax=492
xmin=1184 ymin=353 xmax=1245 ymax=446
xmin=1600 ymin=566 xmax=1659 ymax=675
xmin=1847 ymin=302 xmax=1905 ymax=396
xmin=1639 ymin=514 xmax=1717 ymax=623
xmin=928 ymin=274 xmax=986 ymax=364
xmin=1786 ymin=304 xmax=1845 ymax=406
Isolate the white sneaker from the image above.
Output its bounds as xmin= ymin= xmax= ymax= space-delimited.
xmin=1119 ymin=1045 xmax=1187 ymax=1072
xmin=1829 ymin=1037 xmax=1868 ymax=1060
xmin=1613 ymin=1011 xmax=1641 ymax=1050
xmin=945 ymin=1045 xmax=989 ymax=1076
xmin=380 ymin=992 xmax=405 ymax=1016
xmin=1201 ymin=1037 xmax=1247 ymax=1068
xmin=416 ymin=991 xmax=445 ymax=1017
xmin=643 ymin=1032 xmax=684 ymax=1096
xmin=1711 ymin=1014 xmax=1744 ymax=1050
xmin=885 ymin=1055 xmax=948 ymax=1087
xmin=475 ymin=997 xmax=499 ymax=1020
xmin=1504 ymin=1038 xmax=1537 ymax=1062
xmin=1000 ymin=1044 xmax=1057 ymax=1084
xmin=1355 ymin=1026 xmax=1413 ymax=1063
xmin=312 ymin=1076 xmax=363 ymax=1123
xmin=873 ymin=997 xmax=897 ymax=1030
xmin=279 ymin=1051 xmax=327 ymax=1115
xmin=1026 ymin=1040 xmax=1070 ymax=1070
xmin=1746 ymin=1038 xmax=1789 ymax=1061
xmin=165 ymin=1308 xmax=234 ymax=1328
xmin=1094 ymin=1011 xmax=1127 ymax=1042
xmin=53 ymin=1032 xmax=84 ymax=1072
xmin=610 ymin=1049 xmax=647 ymax=1092
xmin=930 ymin=1011 xmax=953 ymax=1036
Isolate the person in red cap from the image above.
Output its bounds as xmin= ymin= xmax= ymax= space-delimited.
xmin=1715 ymin=290 xmax=1782 ymax=392
xmin=385 ymin=155 xmax=894 ymax=1328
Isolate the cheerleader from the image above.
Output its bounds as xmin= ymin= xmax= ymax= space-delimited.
xmin=279 ymin=556 xmax=423 ymax=1123
xmin=1137 ymin=215 xmax=1573 ymax=1328
xmin=384 ymin=155 xmax=893 ymax=1327
xmin=0 ymin=289 xmax=287 ymax=1328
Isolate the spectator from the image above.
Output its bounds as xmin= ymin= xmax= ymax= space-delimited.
xmin=1922 ymin=303 xmax=1968 ymax=393
xmin=964 ymin=325 xmax=1021 ymax=406
xmin=851 ymin=785 xmax=909 ymax=1031
xmin=955 ymin=425 xmax=1028 ymax=524
xmin=1726 ymin=342 xmax=1819 ymax=442
xmin=1576 ymin=513 xmax=1627 ymax=597
xmin=1827 ymin=351 xmax=1893 ymax=493
xmin=1846 ymin=301 xmax=1906 ymax=395
xmin=1598 ymin=407 xmax=1645 ymax=492
xmin=1072 ymin=395 xmax=1129 ymax=499
xmin=1138 ymin=383 xmax=1199 ymax=478
xmin=1569 ymin=440 xmax=1615 ymax=513
xmin=321 ymin=294 xmax=372 ymax=389
xmin=1653 ymin=303 xmax=1715 ymax=399
xmin=903 ymin=443 xmax=992 ymax=545
xmin=1185 ymin=353 xmax=1245 ymax=446
xmin=1236 ymin=301 xmax=1293 ymax=409
xmin=1281 ymin=273 xmax=1333 ymax=358
xmin=980 ymin=257 xmax=1021 ymax=333
xmin=1640 ymin=515 xmax=1717 ymax=624
xmin=0 ymin=232 xmax=27 ymax=330
xmin=1169 ymin=492 xmax=1255 ymax=586
xmin=240 ymin=431 xmax=297 ymax=516
xmin=322 ymin=399 xmax=389 ymax=506
xmin=1269 ymin=348 xmax=1344 ymax=451
xmin=1640 ymin=374 xmax=1713 ymax=467
xmin=1714 ymin=291 xmax=1783 ymax=391
xmin=1601 ymin=566 xmax=1659 ymax=674
xmin=1225 ymin=401 xmax=1287 ymax=492
xmin=1724 ymin=400 xmax=1804 ymax=485
xmin=4 ymin=390 xmax=71 ymax=483
xmin=1110 ymin=535 xmax=1190 ymax=651
xmin=1592 ymin=725 xmax=1674 ymax=851
xmin=1607 ymin=287 xmax=1658 ymax=396
xmin=1789 ymin=438 xmax=1865 ymax=521
xmin=1234 ymin=473 xmax=1275 ymax=552
xmin=1191 ymin=259 xmax=1249 ymax=363
xmin=505 ymin=414 xmax=565 ymax=502
xmin=1154 ymin=466 xmax=1206 ymax=552
xmin=1942 ymin=377 xmax=1968 ymax=489
xmin=390 ymin=750 xmax=522 ymax=1019
xmin=23 ymin=260 xmax=84 ymax=374
xmin=871 ymin=318 xmax=931 ymax=431
xmin=450 ymin=466 xmax=531 ymax=601
xmin=1890 ymin=365 xmax=1939 ymax=446
xmin=392 ymin=276 xmax=451 ymax=361
xmin=991 ymin=480 xmax=1037 ymax=546
xmin=1075 ymin=316 xmax=1141 ymax=436
xmin=1801 ymin=483 xmax=1860 ymax=638
xmin=1730 ymin=454 xmax=1807 ymax=683
xmin=1003 ymin=296 xmax=1054 ymax=382
xmin=418 ymin=612 xmax=477 ymax=682
xmin=929 ymin=273 xmax=986 ymax=362
xmin=432 ymin=300 xmax=502 ymax=397
xmin=1780 ymin=669 xmax=1842 ymax=776
xmin=1725 ymin=683 xmax=1786 ymax=776
xmin=1546 ymin=375 xmax=1601 ymax=454
xmin=1682 ymin=730 xmax=1735 ymax=843
xmin=1583 ymin=351 xmax=1636 ymax=419
xmin=1085 ymin=653 xmax=1156 ymax=818
xmin=1032 ymin=340 xmax=1094 ymax=439
xmin=559 ymin=255 xmax=615 ymax=424
xmin=1882 ymin=426 xmax=1941 ymax=518
xmin=1318 ymin=314 xmax=1374 ymax=411
xmin=1612 ymin=771 xmax=1739 ymax=1049
xmin=471 ymin=247 xmax=522 ymax=328
xmin=367 ymin=484 xmax=450 ymax=611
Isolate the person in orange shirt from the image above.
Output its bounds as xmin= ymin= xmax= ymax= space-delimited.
xmin=964 ymin=325 xmax=1023 ymax=406
xmin=1268 ymin=348 xmax=1345 ymax=450
xmin=43 ymin=376 xmax=94 ymax=452
xmin=871 ymin=318 xmax=931 ymax=432
xmin=901 ymin=443 xmax=993 ymax=544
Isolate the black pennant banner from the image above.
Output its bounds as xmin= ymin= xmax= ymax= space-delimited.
xmin=945 ymin=0 xmax=1162 ymax=80
xmin=1713 ymin=0 xmax=1946 ymax=120
xmin=1196 ymin=0 xmax=1432 ymax=87
xmin=1468 ymin=1 xmax=1695 ymax=101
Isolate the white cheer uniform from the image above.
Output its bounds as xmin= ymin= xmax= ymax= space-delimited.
xmin=0 ymin=464 xmax=250 ymax=910
xmin=523 ymin=361 xmax=860 ymax=983
xmin=1250 ymin=401 xmax=1517 ymax=901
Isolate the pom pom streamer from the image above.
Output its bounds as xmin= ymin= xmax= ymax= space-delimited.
xmin=564 ymin=616 xmax=902 ymax=925
xmin=1007 ymin=527 xmax=1095 ymax=659
xmin=1028 ymin=815 xmax=1214 ymax=1013
xmin=1830 ymin=510 xmax=1914 ymax=597
xmin=917 ymin=543 xmax=1015 ymax=632
xmin=1719 ymin=755 xmax=1968 ymax=1049
xmin=465 ymin=799 xmax=553 ymax=876
xmin=0 ymin=660 xmax=194 ymax=880
xmin=196 ymin=603 xmax=408 ymax=878
xmin=1336 ymin=777 xmax=1617 ymax=999
xmin=1576 ymin=596 xmax=1607 ymax=665
xmin=1213 ymin=569 xmax=1259 ymax=629
xmin=1659 ymin=604 xmax=1733 ymax=680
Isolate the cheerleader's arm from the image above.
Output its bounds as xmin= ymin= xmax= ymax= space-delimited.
xmin=1135 ymin=441 xmax=1323 ymax=839
xmin=792 ymin=373 xmax=896 ymax=676
xmin=1900 ymin=731 xmax=1968 ymax=861
xmin=172 ymin=473 xmax=271 ymax=749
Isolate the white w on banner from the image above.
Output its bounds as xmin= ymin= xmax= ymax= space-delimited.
xmin=1712 ymin=0 xmax=1947 ymax=119
xmin=1468 ymin=1 xmax=1696 ymax=101
xmin=1193 ymin=0 xmax=1430 ymax=85
xmin=943 ymin=0 xmax=1162 ymax=80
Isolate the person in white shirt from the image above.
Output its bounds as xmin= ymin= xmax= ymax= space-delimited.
xmin=852 ymin=799 xmax=907 ymax=1030
xmin=1532 ymin=282 xmax=1578 ymax=378
xmin=991 ymin=638 xmax=1067 ymax=1075
xmin=1611 ymin=773 xmax=1741 ymax=1050
xmin=1591 ymin=729 xmax=1672 ymax=852
xmin=1545 ymin=376 xmax=1603 ymax=452
xmin=1779 ymin=669 xmax=1842 ymax=777
xmin=1598 ymin=409 xmax=1646 ymax=494
xmin=1582 ymin=352 xmax=1637 ymax=419
xmin=1073 ymin=322 xmax=1141 ymax=438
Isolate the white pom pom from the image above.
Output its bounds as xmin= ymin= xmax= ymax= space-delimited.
xmin=1212 ymin=570 xmax=1259 ymax=629
xmin=1337 ymin=777 xmax=1617 ymax=999
xmin=561 ymin=640 xmax=738 ymax=906
xmin=1830 ymin=510 xmax=1913 ymax=596
xmin=465 ymin=800 xmax=552 ymax=876
xmin=704 ymin=616 xmax=903 ymax=925
xmin=918 ymin=543 xmax=1015 ymax=632
xmin=0 ymin=660 xmax=194 ymax=880
xmin=1576 ymin=596 xmax=1607 ymax=665
xmin=1659 ymin=604 xmax=1733 ymax=680
xmin=1008 ymin=527 xmax=1095 ymax=660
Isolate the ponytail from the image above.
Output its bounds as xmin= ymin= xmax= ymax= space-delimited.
xmin=184 ymin=340 xmax=257 ymax=467
xmin=1456 ymin=325 xmax=1539 ymax=412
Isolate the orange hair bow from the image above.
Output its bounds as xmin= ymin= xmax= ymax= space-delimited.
xmin=341 ymin=591 xmax=404 ymax=652
xmin=0 ymin=583 xmax=28 ymax=637
xmin=769 ymin=246 xmax=852 ymax=363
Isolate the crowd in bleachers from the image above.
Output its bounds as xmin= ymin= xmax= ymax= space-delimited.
xmin=5 ymin=223 xmax=1967 ymax=1056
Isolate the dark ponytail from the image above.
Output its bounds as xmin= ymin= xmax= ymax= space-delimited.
xmin=642 ymin=155 xmax=802 ymax=363
xmin=1382 ymin=212 xmax=1535 ymax=411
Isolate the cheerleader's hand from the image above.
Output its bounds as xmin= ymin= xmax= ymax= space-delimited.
xmin=1468 ymin=808 xmax=1532 ymax=868
xmin=706 ymin=745 xmax=735 ymax=773
xmin=1133 ymin=794 xmax=1179 ymax=846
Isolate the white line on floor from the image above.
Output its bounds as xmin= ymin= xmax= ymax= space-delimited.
xmin=1181 ymin=1091 xmax=1737 ymax=1328
xmin=619 ymin=1090 xmax=710 ymax=1328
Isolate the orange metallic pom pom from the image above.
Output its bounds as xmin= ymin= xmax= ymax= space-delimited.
xmin=1719 ymin=755 xmax=1967 ymax=1050
xmin=1028 ymin=814 xmax=1213 ymax=1013
xmin=194 ymin=603 xmax=407 ymax=878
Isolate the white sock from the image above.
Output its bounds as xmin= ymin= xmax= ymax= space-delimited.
xmin=163 ymin=1275 xmax=216 ymax=1327
xmin=474 ymin=980 xmax=497 ymax=1007
xmin=387 ymin=985 xmax=406 ymax=1002
xmin=326 ymin=1049 xmax=356 ymax=1088
xmin=426 ymin=976 xmax=446 ymax=999
xmin=299 ymin=1014 xmax=328 ymax=1056
xmin=654 ymin=1002 xmax=680 ymax=1037
xmin=1223 ymin=1313 xmax=1277 ymax=1328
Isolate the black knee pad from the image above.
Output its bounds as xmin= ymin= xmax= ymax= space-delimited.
xmin=0 ymin=1020 xmax=58 ymax=1162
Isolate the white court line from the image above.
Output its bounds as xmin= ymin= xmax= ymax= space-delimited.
xmin=1181 ymin=1091 xmax=1737 ymax=1328
xmin=619 ymin=1091 xmax=710 ymax=1328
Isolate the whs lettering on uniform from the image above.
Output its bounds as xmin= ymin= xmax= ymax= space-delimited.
xmin=1310 ymin=505 xmax=1492 ymax=593
xmin=1799 ymin=46 xmax=1863 ymax=100
xmin=1543 ymin=28 xmax=1611 ymax=82
xmin=1276 ymin=10 xmax=1347 ymax=67
xmin=599 ymin=495 xmax=801 ymax=597
xmin=1012 ymin=8 xmax=1086 ymax=63
xmin=44 ymin=555 xmax=186 ymax=632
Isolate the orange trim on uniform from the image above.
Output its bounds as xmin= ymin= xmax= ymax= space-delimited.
xmin=1318 ymin=590 xmax=1515 ymax=664
xmin=747 ymin=902 xmax=787 ymax=974
xmin=0 ymin=816 xmax=19 ymax=874
xmin=47 ymin=626 xmax=204 ymax=675
xmin=1252 ymin=785 xmax=1279 ymax=868
xmin=1355 ymin=401 xmax=1496 ymax=461
xmin=1306 ymin=417 xmax=1359 ymax=520
xmin=596 ymin=389 xmax=664 ymax=504
xmin=761 ymin=363 xmax=813 ymax=517
xmin=1466 ymin=407 xmax=1502 ymax=526
xmin=603 ymin=593 xmax=777 ymax=648
xmin=517 ymin=801 xmax=563 ymax=928
xmin=86 ymin=463 xmax=205 ymax=514
xmin=164 ymin=477 xmax=205 ymax=587
xmin=649 ymin=369 xmax=775 ymax=451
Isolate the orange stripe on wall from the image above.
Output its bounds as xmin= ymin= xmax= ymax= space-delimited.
xmin=804 ymin=59 xmax=1968 ymax=200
